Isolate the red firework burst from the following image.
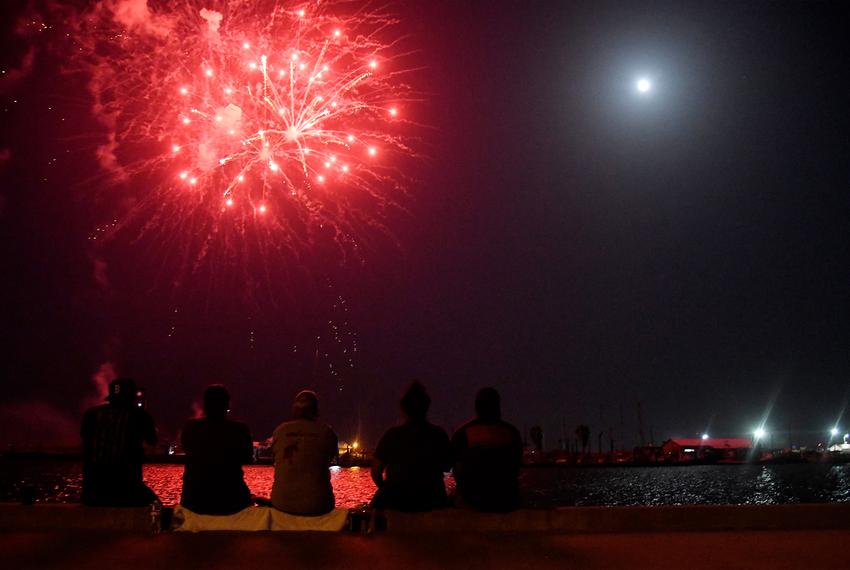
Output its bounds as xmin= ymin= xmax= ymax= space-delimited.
xmin=71 ymin=0 xmax=417 ymax=279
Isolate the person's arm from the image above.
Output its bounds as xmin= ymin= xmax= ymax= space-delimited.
xmin=371 ymin=459 xmax=386 ymax=488
xmin=371 ymin=432 xmax=388 ymax=487
xmin=270 ymin=427 xmax=279 ymax=461
xmin=180 ymin=421 xmax=191 ymax=455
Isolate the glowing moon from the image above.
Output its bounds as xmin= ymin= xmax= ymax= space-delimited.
xmin=636 ymin=78 xmax=652 ymax=93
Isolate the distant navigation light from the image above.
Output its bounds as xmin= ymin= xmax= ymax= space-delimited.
xmin=701 ymin=433 xmax=709 ymax=440
xmin=636 ymin=78 xmax=651 ymax=93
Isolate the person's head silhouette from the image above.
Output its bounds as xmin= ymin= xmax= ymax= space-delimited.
xmin=400 ymin=381 xmax=431 ymax=422
xmin=203 ymin=384 xmax=230 ymax=420
xmin=293 ymin=389 xmax=319 ymax=420
xmin=475 ymin=387 xmax=501 ymax=422
xmin=106 ymin=378 xmax=137 ymax=409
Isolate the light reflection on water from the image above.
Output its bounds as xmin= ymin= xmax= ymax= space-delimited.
xmin=520 ymin=464 xmax=850 ymax=507
xmin=2 ymin=461 xmax=849 ymax=507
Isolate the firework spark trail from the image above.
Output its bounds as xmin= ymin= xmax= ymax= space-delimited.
xmin=68 ymin=0 xmax=417 ymax=290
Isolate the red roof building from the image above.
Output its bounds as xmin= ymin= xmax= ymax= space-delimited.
xmin=661 ymin=438 xmax=752 ymax=463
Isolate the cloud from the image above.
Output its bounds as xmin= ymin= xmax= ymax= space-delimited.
xmin=0 ymin=401 xmax=79 ymax=448
xmin=200 ymin=8 xmax=223 ymax=34
xmin=190 ymin=399 xmax=204 ymax=419
xmin=95 ymin=133 xmax=129 ymax=182
xmin=0 ymin=47 xmax=35 ymax=93
xmin=82 ymin=361 xmax=118 ymax=411
xmin=104 ymin=0 xmax=171 ymax=37
xmin=217 ymin=103 xmax=243 ymax=130
xmin=90 ymin=255 xmax=111 ymax=289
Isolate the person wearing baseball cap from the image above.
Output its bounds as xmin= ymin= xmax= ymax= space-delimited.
xmin=80 ymin=377 xmax=158 ymax=506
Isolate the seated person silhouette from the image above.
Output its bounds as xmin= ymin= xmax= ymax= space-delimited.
xmin=180 ymin=384 xmax=254 ymax=515
xmin=80 ymin=378 xmax=158 ymax=506
xmin=371 ymin=381 xmax=453 ymax=511
xmin=452 ymin=387 xmax=523 ymax=512
xmin=271 ymin=390 xmax=338 ymax=515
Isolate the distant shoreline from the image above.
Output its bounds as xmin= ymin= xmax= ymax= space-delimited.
xmin=4 ymin=450 xmax=850 ymax=468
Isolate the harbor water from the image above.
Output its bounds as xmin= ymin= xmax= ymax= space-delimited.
xmin=2 ymin=460 xmax=850 ymax=508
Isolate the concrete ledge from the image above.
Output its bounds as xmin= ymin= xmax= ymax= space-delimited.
xmin=3 ymin=503 xmax=850 ymax=534
xmin=384 ymin=503 xmax=850 ymax=533
xmin=0 ymin=503 xmax=153 ymax=532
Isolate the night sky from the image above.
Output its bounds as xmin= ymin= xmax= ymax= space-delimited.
xmin=2 ymin=1 xmax=849 ymax=451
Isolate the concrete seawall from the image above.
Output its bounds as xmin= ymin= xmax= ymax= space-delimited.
xmin=3 ymin=504 xmax=850 ymax=569
xmin=3 ymin=502 xmax=850 ymax=533
xmin=0 ymin=504 xmax=154 ymax=532
xmin=384 ymin=503 xmax=850 ymax=533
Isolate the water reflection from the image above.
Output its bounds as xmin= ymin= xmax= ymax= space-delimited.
xmin=748 ymin=467 xmax=780 ymax=505
xmin=143 ymin=464 xmax=379 ymax=508
xmin=519 ymin=464 xmax=850 ymax=507
xmin=1 ymin=460 xmax=849 ymax=507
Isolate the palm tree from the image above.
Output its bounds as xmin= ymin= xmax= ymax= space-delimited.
xmin=576 ymin=424 xmax=590 ymax=456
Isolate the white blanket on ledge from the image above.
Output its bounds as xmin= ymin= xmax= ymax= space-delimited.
xmin=172 ymin=505 xmax=349 ymax=532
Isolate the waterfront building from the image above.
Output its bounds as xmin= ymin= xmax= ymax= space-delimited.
xmin=661 ymin=438 xmax=752 ymax=463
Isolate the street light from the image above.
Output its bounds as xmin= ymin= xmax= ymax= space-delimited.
xmin=701 ymin=433 xmax=709 ymax=440
xmin=754 ymin=428 xmax=766 ymax=441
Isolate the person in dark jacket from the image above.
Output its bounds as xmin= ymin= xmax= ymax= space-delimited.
xmin=452 ymin=387 xmax=523 ymax=512
xmin=81 ymin=378 xmax=158 ymax=506
xmin=180 ymin=384 xmax=254 ymax=515
xmin=371 ymin=381 xmax=453 ymax=511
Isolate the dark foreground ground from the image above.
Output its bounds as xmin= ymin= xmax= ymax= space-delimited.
xmin=4 ymin=504 xmax=850 ymax=569
xmin=2 ymin=529 xmax=850 ymax=570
